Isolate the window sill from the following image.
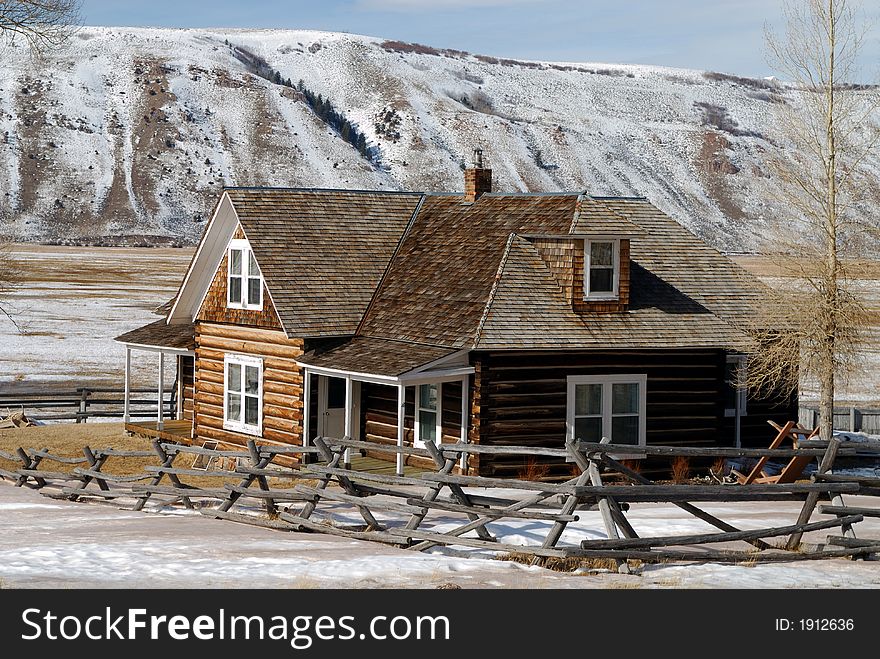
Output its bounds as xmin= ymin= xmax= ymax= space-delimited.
xmin=223 ymin=421 xmax=262 ymax=437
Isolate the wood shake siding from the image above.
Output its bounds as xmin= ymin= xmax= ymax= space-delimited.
xmin=530 ymin=237 xmax=630 ymax=313
xmin=196 ymin=226 xmax=283 ymax=330
xmin=194 ymin=323 xmax=304 ymax=447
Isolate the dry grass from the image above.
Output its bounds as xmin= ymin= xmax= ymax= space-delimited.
xmin=499 ymin=551 xmax=642 ymax=573
xmin=519 ymin=457 xmax=550 ymax=482
xmin=0 ymin=422 xmax=305 ymax=489
xmin=670 ymin=456 xmax=691 ymax=484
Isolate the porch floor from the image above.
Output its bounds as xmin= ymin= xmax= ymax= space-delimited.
xmin=348 ymin=454 xmax=428 ymax=477
xmin=125 ymin=420 xmax=193 ymax=443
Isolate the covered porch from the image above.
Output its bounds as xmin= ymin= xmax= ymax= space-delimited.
xmin=114 ymin=320 xmax=196 ymax=443
xmin=297 ymin=337 xmax=474 ymax=476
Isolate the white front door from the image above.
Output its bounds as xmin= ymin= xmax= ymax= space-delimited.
xmin=318 ymin=376 xmax=350 ymax=440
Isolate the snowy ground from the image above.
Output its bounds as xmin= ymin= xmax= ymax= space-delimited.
xmin=1 ymin=480 xmax=879 ymax=589
xmin=0 ymin=244 xmax=191 ymax=393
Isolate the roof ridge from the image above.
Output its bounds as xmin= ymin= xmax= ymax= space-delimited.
xmin=472 ymin=233 xmax=517 ymax=349
xmin=223 ymin=186 xmax=423 ymax=195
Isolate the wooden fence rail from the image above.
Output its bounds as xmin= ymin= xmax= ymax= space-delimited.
xmin=1 ymin=428 xmax=879 ymax=569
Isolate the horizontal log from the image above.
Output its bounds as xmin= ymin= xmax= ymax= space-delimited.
xmin=819 ymin=505 xmax=880 ymax=518
xmin=814 ymin=473 xmax=880 ymax=487
xmin=72 ymin=468 xmax=152 ymax=483
xmin=27 ymin=450 xmax=89 ymax=464
xmin=438 ymin=442 xmax=568 ymax=458
xmin=567 ymin=546 xmax=880 ymax=563
xmin=799 ymin=440 xmax=880 ymax=453
xmin=145 ymin=465 xmax=241 ymax=478
xmin=325 ymin=437 xmax=431 ymax=458
xmin=579 ymin=514 xmax=863 ymax=550
xmin=262 ymin=391 xmax=300 ymax=409
xmin=302 ymin=465 xmax=427 ymax=488
xmin=258 ymin=445 xmax=320 ymax=456
xmin=16 ymin=469 xmax=80 ymax=480
xmin=277 ymin=512 xmax=408 ymax=546
xmin=224 ymin=484 xmax=308 ymax=501
xmin=161 ymin=443 xmax=250 ymax=458
xmin=406 ymin=497 xmax=578 ymax=522
xmin=0 ymin=467 xmax=21 ymax=480
xmin=263 ymin=403 xmax=301 ymax=422
xmin=199 ymin=509 xmax=298 ymax=530
xmin=421 ymin=473 xmax=574 ymax=494
xmin=825 ymin=536 xmax=880 ymax=549
xmin=197 ymin=323 xmax=298 ymax=345
xmin=234 ymin=466 xmax=312 ymax=479
xmin=577 ymin=441 xmax=857 ymax=458
xmin=197 ymin=335 xmax=304 ymax=360
xmin=293 ymin=484 xmax=417 ymax=515
xmin=260 ymin=427 xmax=301 ymax=444
xmin=0 ymin=449 xmax=20 ymax=461
xmin=58 ymin=487 xmax=137 ymax=499
xmin=131 ymin=485 xmax=229 ymax=498
xmin=570 ymin=483 xmax=859 ymax=499
xmin=93 ymin=449 xmax=156 ymax=458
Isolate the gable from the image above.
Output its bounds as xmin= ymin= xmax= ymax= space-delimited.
xmin=195 ymin=225 xmax=283 ymax=330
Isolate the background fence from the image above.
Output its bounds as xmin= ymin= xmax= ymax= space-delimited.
xmin=0 ymin=387 xmax=174 ymax=423
xmin=800 ymin=406 xmax=880 ymax=435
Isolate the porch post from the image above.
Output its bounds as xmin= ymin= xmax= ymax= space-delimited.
xmin=302 ymin=368 xmax=311 ymax=453
xmin=157 ymin=351 xmax=165 ymax=431
xmin=344 ymin=375 xmax=353 ymax=468
xmin=460 ymin=374 xmax=468 ymax=471
xmin=123 ymin=347 xmax=131 ymax=424
xmin=396 ymin=383 xmax=405 ymax=476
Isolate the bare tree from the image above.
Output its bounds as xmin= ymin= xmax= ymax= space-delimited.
xmin=748 ymin=0 xmax=880 ymax=440
xmin=0 ymin=0 xmax=81 ymax=52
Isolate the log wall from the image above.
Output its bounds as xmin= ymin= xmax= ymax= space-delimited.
xmin=472 ymin=349 xmax=798 ymax=477
xmin=194 ymin=322 xmax=303 ymax=449
xmin=361 ymin=380 xmax=470 ymax=472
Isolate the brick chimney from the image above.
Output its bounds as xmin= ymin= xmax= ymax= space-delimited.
xmin=464 ymin=148 xmax=492 ymax=202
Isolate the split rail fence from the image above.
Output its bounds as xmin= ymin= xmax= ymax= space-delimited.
xmin=2 ymin=430 xmax=880 ymax=571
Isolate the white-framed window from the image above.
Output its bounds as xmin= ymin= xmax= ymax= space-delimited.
xmin=223 ymin=354 xmax=263 ymax=436
xmin=724 ymin=355 xmax=748 ymax=418
xmin=227 ymin=239 xmax=263 ymax=310
xmin=584 ymin=239 xmax=620 ymax=299
xmin=414 ymin=383 xmax=441 ymax=448
xmin=566 ymin=374 xmax=647 ymax=448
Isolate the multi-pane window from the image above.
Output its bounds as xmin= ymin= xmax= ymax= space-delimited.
xmin=415 ymin=383 xmax=440 ymax=448
xmin=223 ymin=354 xmax=262 ymax=435
xmin=227 ymin=240 xmax=263 ymax=310
xmin=568 ymin=374 xmax=646 ymax=448
xmin=585 ymin=240 xmax=618 ymax=299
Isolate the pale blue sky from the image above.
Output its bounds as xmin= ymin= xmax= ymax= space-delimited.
xmin=81 ymin=0 xmax=880 ymax=78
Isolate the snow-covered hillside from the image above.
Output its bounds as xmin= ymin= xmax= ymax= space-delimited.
xmin=0 ymin=27 xmax=875 ymax=249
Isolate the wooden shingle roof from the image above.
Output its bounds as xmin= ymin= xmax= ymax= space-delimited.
xmin=114 ymin=320 xmax=195 ymax=351
xmin=357 ymin=193 xmax=583 ymax=348
xmin=356 ymin=193 xmax=763 ymax=351
xmin=474 ymin=237 xmax=750 ymax=349
xmin=225 ymin=188 xmax=423 ymax=337
xmin=298 ymin=337 xmax=456 ymax=377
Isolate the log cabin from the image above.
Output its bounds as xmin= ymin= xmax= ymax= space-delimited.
xmin=115 ymin=151 xmax=797 ymax=477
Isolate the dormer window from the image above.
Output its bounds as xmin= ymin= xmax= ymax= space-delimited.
xmin=585 ymin=239 xmax=619 ymax=299
xmin=227 ymin=239 xmax=263 ymax=310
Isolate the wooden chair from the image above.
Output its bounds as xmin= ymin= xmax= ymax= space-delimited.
xmin=733 ymin=420 xmax=819 ymax=485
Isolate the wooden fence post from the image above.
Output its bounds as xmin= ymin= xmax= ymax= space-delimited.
xmin=786 ymin=437 xmax=840 ymax=550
